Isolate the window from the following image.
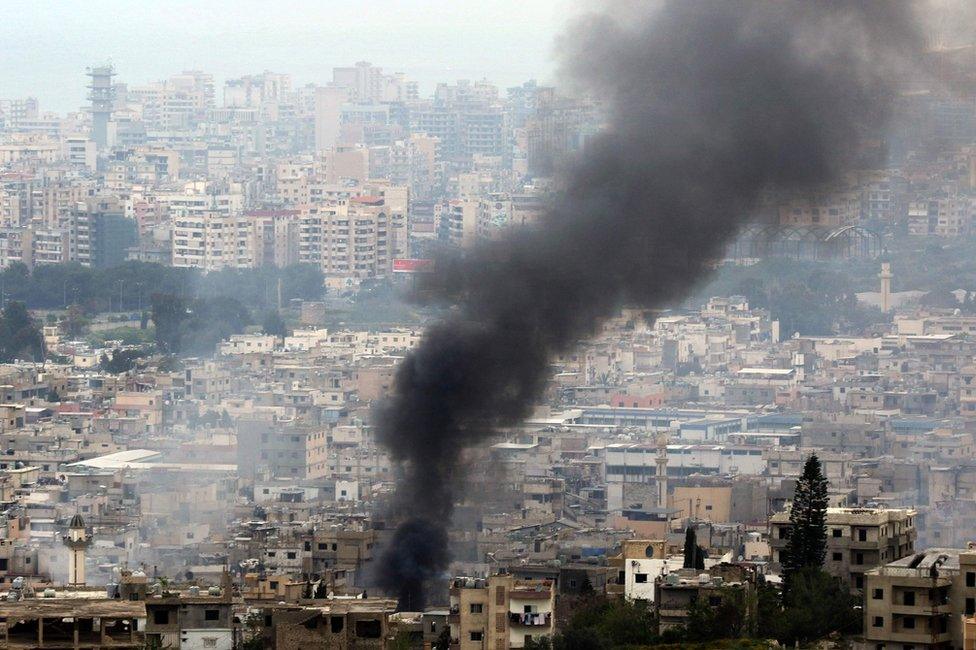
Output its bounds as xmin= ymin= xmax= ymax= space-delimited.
xmin=708 ymin=595 xmax=722 ymax=606
xmin=968 ymin=572 xmax=975 ymax=588
xmin=903 ymin=617 xmax=915 ymax=630
xmin=287 ymin=552 xmax=296 ymax=560
xmin=872 ymin=616 xmax=883 ymax=628
xmin=153 ymin=610 xmax=170 ymax=625
xmin=470 ymin=632 xmax=483 ymax=642
xmin=873 ymin=588 xmax=883 ymax=600
xmin=832 ymin=528 xmax=843 ymax=538
xmin=355 ymin=620 xmax=382 ymax=639
xmin=331 ymin=616 xmax=344 ymax=633
xmin=855 ymin=553 xmax=864 ymax=565
xmin=832 ymin=552 xmax=843 ymax=562
xmin=858 ymin=529 xmax=867 ymax=542
xmin=967 ymin=598 xmax=975 ymax=616
xmin=470 ymin=604 xmax=483 ymax=614
xmin=903 ymin=591 xmax=915 ymax=606
xmin=635 ymin=573 xmax=648 ymax=583
xmin=204 ymin=609 xmax=220 ymax=621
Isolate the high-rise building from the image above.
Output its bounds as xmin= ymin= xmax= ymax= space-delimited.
xmin=86 ymin=65 xmax=115 ymax=149
xmin=314 ymin=86 xmax=349 ymax=152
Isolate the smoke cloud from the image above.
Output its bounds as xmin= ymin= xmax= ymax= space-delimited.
xmin=375 ymin=1 xmax=921 ymax=609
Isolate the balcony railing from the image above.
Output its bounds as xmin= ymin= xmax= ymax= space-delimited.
xmin=509 ymin=613 xmax=551 ymax=627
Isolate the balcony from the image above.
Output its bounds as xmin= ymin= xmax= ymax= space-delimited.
xmin=509 ymin=613 xmax=551 ymax=627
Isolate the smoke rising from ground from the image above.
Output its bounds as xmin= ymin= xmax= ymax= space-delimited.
xmin=375 ymin=1 xmax=921 ymax=609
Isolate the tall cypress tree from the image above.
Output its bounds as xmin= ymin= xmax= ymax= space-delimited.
xmin=783 ymin=454 xmax=829 ymax=585
xmin=683 ymin=527 xmax=697 ymax=569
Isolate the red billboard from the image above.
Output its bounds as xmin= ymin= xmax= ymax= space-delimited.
xmin=392 ymin=258 xmax=434 ymax=273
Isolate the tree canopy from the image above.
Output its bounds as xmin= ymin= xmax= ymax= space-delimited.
xmin=0 ymin=302 xmax=43 ymax=363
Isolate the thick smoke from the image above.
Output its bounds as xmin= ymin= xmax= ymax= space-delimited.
xmin=376 ymin=1 xmax=921 ymax=609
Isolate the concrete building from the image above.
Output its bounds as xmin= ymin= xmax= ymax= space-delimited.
xmin=656 ymin=564 xmax=756 ymax=633
xmin=450 ymin=575 xmax=555 ymax=650
xmin=863 ymin=548 xmax=976 ymax=649
xmin=236 ymin=418 xmax=328 ymax=480
xmin=770 ymin=507 xmax=917 ymax=590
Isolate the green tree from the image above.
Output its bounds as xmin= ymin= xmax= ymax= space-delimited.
xmin=62 ymin=304 xmax=90 ymax=338
xmin=100 ymin=349 xmax=148 ymax=374
xmin=683 ymin=527 xmax=697 ymax=569
xmin=178 ymin=296 xmax=252 ymax=356
xmin=772 ymin=569 xmax=861 ymax=646
xmin=684 ymin=587 xmax=748 ymax=642
xmin=262 ymin=310 xmax=287 ymax=337
xmin=524 ymin=636 xmax=552 ymax=650
xmin=432 ymin=626 xmax=452 ymax=650
xmin=0 ymin=302 xmax=43 ymax=362
xmin=151 ymin=293 xmax=187 ymax=353
xmin=553 ymin=627 xmax=607 ymax=650
xmin=782 ymin=454 xmax=829 ymax=594
xmin=560 ymin=595 xmax=655 ymax=648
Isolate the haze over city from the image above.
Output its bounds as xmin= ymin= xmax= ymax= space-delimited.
xmin=3 ymin=1 xmax=976 ymax=649
xmin=0 ymin=0 xmax=568 ymax=114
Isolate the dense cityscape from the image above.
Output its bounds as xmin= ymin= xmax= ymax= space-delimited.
xmin=2 ymin=2 xmax=976 ymax=649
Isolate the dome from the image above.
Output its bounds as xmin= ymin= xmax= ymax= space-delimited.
xmin=69 ymin=514 xmax=86 ymax=529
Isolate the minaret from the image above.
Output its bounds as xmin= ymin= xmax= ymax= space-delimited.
xmin=654 ymin=432 xmax=669 ymax=509
xmin=62 ymin=514 xmax=92 ymax=587
xmin=879 ymin=262 xmax=893 ymax=313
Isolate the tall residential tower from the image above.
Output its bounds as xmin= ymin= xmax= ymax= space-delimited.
xmin=87 ymin=65 xmax=115 ymax=149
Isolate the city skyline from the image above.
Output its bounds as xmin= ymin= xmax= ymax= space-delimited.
xmin=1 ymin=0 xmax=570 ymax=114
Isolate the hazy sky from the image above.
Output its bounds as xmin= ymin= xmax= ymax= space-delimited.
xmin=2 ymin=0 xmax=574 ymax=114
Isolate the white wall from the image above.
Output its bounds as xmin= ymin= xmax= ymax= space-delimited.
xmin=181 ymin=629 xmax=233 ymax=650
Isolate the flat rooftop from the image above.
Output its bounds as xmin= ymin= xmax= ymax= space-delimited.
xmin=66 ymin=449 xmax=236 ymax=473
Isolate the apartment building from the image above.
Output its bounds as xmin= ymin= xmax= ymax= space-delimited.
xmin=440 ymin=199 xmax=478 ymax=248
xmin=863 ymin=548 xmax=976 ymax=649
xmin=0 ymin=227 xmax=30 ymax=268
xmin=450 ymin=575 xmax=555 ymax=650
xmin=770 ymin=507 xmax=917 ymax=590
xmin=236 ymin=418 xmax=328 ymax=480
xmin=778 ymin=191 xmax=860 ymax=227
xmin=656 ymin=565 xmax=757 ymax=633
xmin=305 ymin=526 xmax=375 ymax=578
xmin=30 ymin=227 xmax=68 ymax=266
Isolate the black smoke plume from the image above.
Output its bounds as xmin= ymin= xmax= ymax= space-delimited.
xmin=376 ymin=1 xmax=920 ymax=609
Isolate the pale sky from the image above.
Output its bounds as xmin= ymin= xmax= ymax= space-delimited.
xmin=1 ymin=0 xmax=575 ymax=114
